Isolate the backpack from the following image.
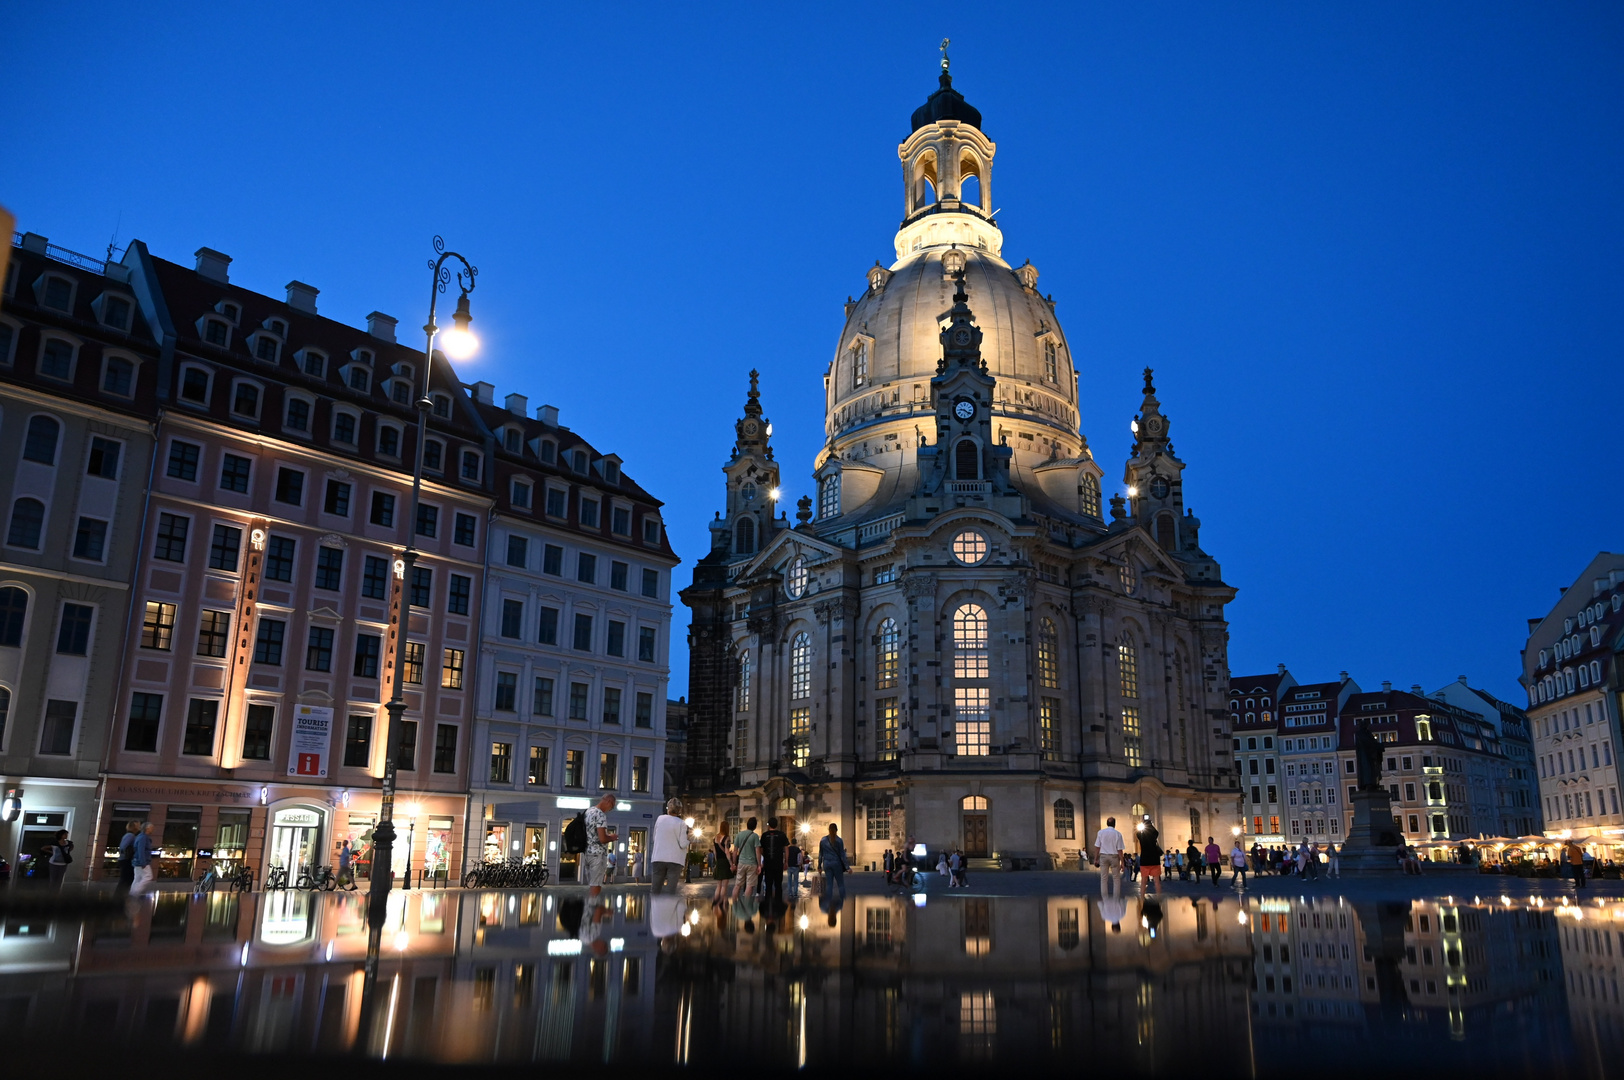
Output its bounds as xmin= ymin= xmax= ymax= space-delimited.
xmin=562 ymin=811 xmax=589 ymax=854
xmin=760 ymin=830 xmax=787 ymax=867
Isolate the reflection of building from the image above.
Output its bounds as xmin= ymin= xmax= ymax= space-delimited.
xmin=1523 ymin=555 xmax=1624 ymax=842
xmin=682 ymin=65 xmax=1238 ymax=870
xmin=0 ymin=233 xmax=158 ymax=880
xmin=1554 ymin=901 xmax=1624 ymax=1068
xmin=469 ymin=388 xmax=678 ymax=881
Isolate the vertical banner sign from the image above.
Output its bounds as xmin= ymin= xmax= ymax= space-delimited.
xmin=289 ymin=704 xmax=334 ymax=777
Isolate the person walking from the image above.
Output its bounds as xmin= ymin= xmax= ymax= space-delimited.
xmin=760 ymin=818 xmax=788 ymax=902
xmin=1229 ymin=839 xmax=1248 ymax=887
xmin=1095 ymin=816 xmax=1125 ymax=897
xmin=131 ymin=822 xmax=156 ymax=895
xmin=1203 ymin=836 xmax=1222 ymax=885
xmin=583 ymin=791 xmax=619 ymax=898
xmin=337 ymin=839 xmax=357 ymax=890
xmin=44 ymin=829 xmax=73 ymax=889
xmin=733 ymin=817 xmax=762 ymax=899
xmin=883 ymin=848 xmax=894 ymax=876
xmin=937 ymin=851 xmax=949 ymax=879
xmin=116 ymin=820 xmax=140 ymax=893
xmin=1137 ymin=817 xmax=1163 ymax=897
xmin=650 ymin=798 xmax=691 ymax=894
xmin=1567 ymin=839 xmax=1587 ymax=889
xmin=819 ymin=823 xmax=850 ymax=899
xmin=710 ymin=821 xmax=736 ymax=906
xmin=785 ymin=833 xmax=803 ymax=896
xmin=1327 ymin=842 xmax=1341 ymax=879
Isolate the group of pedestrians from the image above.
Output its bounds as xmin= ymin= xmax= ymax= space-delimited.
xmin=1092 ymin=816 xmax=1346 ymax=892
xmin=699 ymin=815 xmax=849 ymax=907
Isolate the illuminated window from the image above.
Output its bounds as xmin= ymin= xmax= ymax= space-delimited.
xmin=786 ymin=556 xmax=808 ymax=598
xmin=1037 ymin=618 xmax=1059 ymax=689
xmin=1118 ymin=637 xmax=1139 ymax=698
xmin=1053 ymin=798 xmax=1075 ymax=839
xmin=789 ymin=706 xmax=810 ymax=766
xmin=736 ymin=650 xmax=751 ymax=711
xmin=734 ymin=717 xmax=748 ymax=764
xmin=955 ymin=687 xmax=990 ymax=756
xmin=953 ymin=604 xmax=989 ymax=678
xmin=876 ymin=618 xmax=900 ymax=689
xmin=1040 ymin=697 xmax=1059 ymax=761
xmin=1081 ymin=474 xmax=1101 ymax=517
xmin=1123 ymin=706 xmax=1143 ymax=767
xmin=951 ymin=530 xmax=988 ymax=565
xmin=876 ymin=697 xmax=899 ymax=761
xmin=1119 ymin=562 xmax=1137 ymax=594
xmin=790 ymin=632 xmax=812 ymax=699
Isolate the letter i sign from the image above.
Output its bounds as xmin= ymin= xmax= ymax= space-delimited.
xmin=297 ymin=753 xmax=320 ymax=775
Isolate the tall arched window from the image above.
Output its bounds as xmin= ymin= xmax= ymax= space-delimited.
xmin=1081 ymin=474 xmax=1101 ymax=518
xmin=1119 ymin=635 xmax=1142 ymax=767
xmin=22 ymin=415 xmax=60 ymax=464
xmin=851 ymin=341 xmax=868 ymax=388
xmin=953 ymin=603 xmax=990 ymax=756
xmin=876 ymin=618 xmax=900 ymax=689
xmin=736 ymin=650 xmax=751 ymax=711
xmin=790 ymin=632 xmax=812 ymax=699
xmin=7 ymin=498 xmax=45 ymax=549
xmin=0 ymin=587 xmax=26 ymax=647
xmin=1053 ymin=798 xmax=1075 ymax=839
xmin=1043 ymin=340 xmax=1058 ymax=382
xmin=955 ymin=439 xmax=979 ymax=480
xmin=734 ymin=516 xmax=755 ymax=555
xmin=1037 ymin=618 xmax=1059 ymax=689
xmin=1118 ymin=636 xmax=1138 ymax=698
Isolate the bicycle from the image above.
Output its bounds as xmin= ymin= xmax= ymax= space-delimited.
xmin=228 ymin=864 xmax=255 ymax=892
xmin=463 ymin=857 xmax=550 ymax=889
xmin=265 ymin=866 xmax=290 ymax=891
xmin=193 ymin=859 xmax=218 ymax=895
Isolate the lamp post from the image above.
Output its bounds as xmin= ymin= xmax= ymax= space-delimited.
xmin=367 ymin=237 xmax=477 ymax=928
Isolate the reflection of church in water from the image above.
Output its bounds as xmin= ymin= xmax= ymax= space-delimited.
xmin=681 ymin=59 xmax=1239 ymax=863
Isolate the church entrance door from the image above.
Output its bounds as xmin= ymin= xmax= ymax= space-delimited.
xmin=963 ymin=814 xmax=988 ymax=857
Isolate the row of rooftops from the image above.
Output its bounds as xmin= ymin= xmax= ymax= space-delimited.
xmin=4 ymin=232 xmax=676 ymax=558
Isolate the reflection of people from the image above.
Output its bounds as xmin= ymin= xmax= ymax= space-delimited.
xmin=650 ymin=895 xmax=685 ymax=939
xmin=1100 ymin=890 xmax=1127 ymax=930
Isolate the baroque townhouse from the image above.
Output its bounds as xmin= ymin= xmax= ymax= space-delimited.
xmin=1523 ymin=554 xmax=1624 ymax=842
xmin=0 ymin=233 xmax=158 ymax=880
xmin=1277 ymin=677 xmax=1358 ymax=847
xmin=97 ymin=241 xmax=493 ymax=885
xmin=1230 ymin=667 xmax=1294 ymax=844
xmin=468 ymin=387 xmax=678 ymax=881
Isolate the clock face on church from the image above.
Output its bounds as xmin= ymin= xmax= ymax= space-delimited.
xmin=953 ymin=400 xmax=975 ymax=421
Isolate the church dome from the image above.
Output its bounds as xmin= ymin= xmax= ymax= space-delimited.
xmin=910 ymin=72 xmax=982 ymax=132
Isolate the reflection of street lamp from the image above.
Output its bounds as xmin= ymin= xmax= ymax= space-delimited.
xmin=369 ymin=237 xmax=478 ymax=928
xmin=404 ymin=817 xmax=417 ymax=890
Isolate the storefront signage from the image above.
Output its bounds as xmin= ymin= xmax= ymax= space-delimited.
xmin=288 ymin=705 xmax=334 ymax=778
xmin=104 ymin=782 xmax=253 ymax=805
xmin=274 ymin=808 xmax=322 ymax=828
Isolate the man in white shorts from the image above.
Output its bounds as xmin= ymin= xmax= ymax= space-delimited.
xmin=584 ymin=791 xmax=618 ymax=897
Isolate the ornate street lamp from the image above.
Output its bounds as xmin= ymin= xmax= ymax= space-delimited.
xmin=367 ymin=236 xmax=477 ymax=927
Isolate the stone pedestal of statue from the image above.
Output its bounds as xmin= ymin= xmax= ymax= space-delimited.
xmin=1339 ymin=788 xmax=1405 ymax=874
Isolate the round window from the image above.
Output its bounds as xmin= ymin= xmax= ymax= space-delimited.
xmin=786 ymin=556 xmax=808 ymax=598
xmin=952 ymin=530 xmax=989 ymax=565
xmin=740 ymin=482 xmax=757 ymax=502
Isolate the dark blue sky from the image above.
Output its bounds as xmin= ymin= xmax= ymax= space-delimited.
xmin=5 ymin=4 xmax=1620 ymax=702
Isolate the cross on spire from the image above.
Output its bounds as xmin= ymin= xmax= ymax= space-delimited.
xmin=940 ymin=37 xmax=951 ymax=74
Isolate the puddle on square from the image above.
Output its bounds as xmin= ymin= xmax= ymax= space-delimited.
xmin=0 ymin=886 xmax=1618 ymax=1075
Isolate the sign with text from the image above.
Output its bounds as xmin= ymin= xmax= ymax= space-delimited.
xmin=288 ymin=705 xmax=334 ymax=778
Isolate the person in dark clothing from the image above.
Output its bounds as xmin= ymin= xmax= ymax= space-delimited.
xmin=1137 ymin=818 xmax=1163 ymax=897
xmin=760 ymin=818 xmax=788 ymax=901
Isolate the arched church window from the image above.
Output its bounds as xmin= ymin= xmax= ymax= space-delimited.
xmin=960 ymin=172 xmax=981 ymax=208
xmin=953 ymin=604 xmax=988 ymax=679
xmin=962 ymin=795 xmax=988 ymax=811
xmin=876 ymin=618 xmax=900 ymax=689
xmin=1119 ymin=563 xmax=1137 ymax=595
xmin=851 ymin=341 xmax=868 ymax=388
xmin=916 ymin=152 xmax=938 ymax=212
xmin=1037 ymin=618 xmax=1059 ymax=689
xmin=734 ymin=516 xmax=755 ymax=555
xmin=790 ymin=632 xmax=812 ymax=699
xmin=1044 ymin=340 xmax=1058 ymax=383
xmin=952 ymin=603 xmax=990 ymax=757
xmin=736 ymin=650 xmax=751 ymax=711
xmin=1081 ymin=474 xmax=1101 ymax=518
xmin=819 ymin=474 xmax=841 ymax=520
xmin=1155 ymin=512 xmax=1177 ymax=552
xmin=786 ymin=557 xmax=808 ymax=598
xmin=1118 ymin=636 xmax=1139 ymax=699
xmin=1053 ymin=799 xmax=1075 ymax=840
xmin=955 ymin=439 xmax=979 ymax=481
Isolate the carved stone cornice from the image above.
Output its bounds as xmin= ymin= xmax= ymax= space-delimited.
xmin=900 ymin=572 xmax=938 ymax=599
xmin=998 ymin=573 xmax=1034 ymax=604
xmin=746 ymin=610 xmax=780 ymax=638
xmin=813 ymin=596 xmax=859 ymax=624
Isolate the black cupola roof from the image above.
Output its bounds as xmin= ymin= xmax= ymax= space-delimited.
xmin=910 ymin=72 xmax=982 ymax=132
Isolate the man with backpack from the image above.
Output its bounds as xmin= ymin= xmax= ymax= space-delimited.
xmin=759 ymin=818 xmax=788 ymax=902
xmin=575 ymin=791 xmax=618 ymax=897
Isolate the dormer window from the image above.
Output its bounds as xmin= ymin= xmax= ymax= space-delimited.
xmin=299 ymin=349 xmax=326 ymax=378
xmin=423 ymin=439 xmax=444 ymax=472
xmin=95 ymin=293 xmax=133 ymax=331
xmin=1043 ymin=339 xmax=1058 ymax=382
xmin=504 ymin=428 xmax=521 ymax=454
xmin=643 ymin=517 xmax=661 ymax=544
xmin=377 ymin=424 xmax=401 ymax=457
xmin=389 ymin=378 xmax=412 ymax=405
xmin=430 ymin=393 xmax=451 ymax=419
xmin=265 ymin=318 xmax=287 ymax=337
xmin=203 ymin=319 xmax=229 ymax=346
xmin=539 ymin=439 xmax=556 ymax=464
xmin=332 ymin=410 xmax=359 ymax=445
xmin=253 ymin=334 xmax=280 ymax=363
xmin=511 ymin=479 xmax=532 ymax=509
xmin=602 ymin=459 xmax=621 ymax=486
xmin=460 ymin=449 xmax=481 ymax=482
xmin=570 ymin=449 xmax=588 ymax=474
xmin=353 ymin=348 xmax=374 ymax=366
xmin=178 ymin=364 xmax=212 ymax=405
xmin=345 ymin=365 xmax=370 ymax=392
xmin=217 ymin=301 xmax=240 ymax=323
xmin=231 ymin=380 xmax=261 ymax=419
xmin=38 ymin=274 xmax=74 ymax=312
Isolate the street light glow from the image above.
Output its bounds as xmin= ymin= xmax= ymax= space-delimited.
xmin=439 ymin=325 xmax=478 ymax=360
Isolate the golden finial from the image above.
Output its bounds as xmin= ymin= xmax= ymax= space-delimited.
xmin=940 ymin=38 xmax=951 ymax=74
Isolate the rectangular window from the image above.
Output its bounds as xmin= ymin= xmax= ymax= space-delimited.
xmin=1122 ymin=705 xmax=1143 ymax=767
xmin=141 ymin=601 xmax=177 ymax=650
xmin=533 ymin=677 xmax=555 ymax=716
xmin=73 ymin=516 xmax=108 ymax=561
xmin=638 ymin=626 xmax=656 ymax=663
xmin=324 ymin=479 xmax=351 ymax=516
xmin=598 ymin=751 xmax=617 ymax=789
xmin=789 ymin=707 xmax=811 ymax=766
xmin=219 ymin=453 xmax=252 ymax=493
xmin=333 ymin=413 xmax=357 ymax=443
xmin=423 ymin=439 xmax=443 ymax=470
xmin=265 ymin=536 xmax=295 ymax=581
xmin=409 ymin=566 xmax=432 ymax=607
xmin=543 ymin=544 xmax=563 ymax=575
xmin=580 ymin=499 xmax=600 ymax=528
xmin=641 ymin=568 xmax=659 ymax=599
xmin=528 ymin=745 xmax=549 ymax=786
xmin=154 ymin=512 xmax=189 ymax=561
xmin=460 ymin=451 xmax=481 ymax=481
xmin=609 ymin=561 xmax=629 ymax=591
xmin=316 ymin=546 xmax=344 ymax=590
xmin=196 ymin=610 xmax=230 ymax=658
xmin=511 ymin=481 xmax=531 ymax=509
xmin=208 ymin=524 xmax=241 ymax=572
xmin=183 ymin=698 xmax=218 ymax=756
xmin=577 ymin=552 xmax=596 ymax=584
xmin=866 ymin=805 xmax=892 ymax=842
xmin=343 ymin=714 xmax=371 ymax=767
xmin=125 ymin=692 xmax=163 ymax=753
xmin=953 ymin=688 xmax=989 ymax=757
xmin=612 ymin=507 xmax=631 ymax=535
xmin=573 ymin=613 xmax=593 ymax=651
xmin=370 ymin=491 xmax=395 ymax=527
xmin=86 ymin=436 xmax=121 ymax=479
xmin=603 ymin=686 xmax=622 ymax=725
xmin=441 ymin=648 xmax=465 ymax=689
xmin=398 ymin=720 xmax=418 ymax=771
xmin=537 ymin=606 xmax=559 ymax=645
xmin=635 ymin=692 xmax=653 ymax=728
xmin=55 ymin=602 xmax=94 ymax=655
xmin=353 ymin=634 xmax=381 ymax=678
xmin=167 ymin=440 xmax=200 ymax=481
xmin=643 ymin=518 xmax=661 ymax=544
xmin=433 ymin=724 xmax=458 ymax=773
xmin=242 ymin=704 xmax=274 ymax=760
xmin=877 ymin=697 xmax=899 ymax=761
xmin=274 ymin=468 xmax=303 ymax=506
xmin=1040 ymin=697 xmax=1059 ymax=761
xmin=490 ymin=741 xmax=513 ymax=785
xmin=416 ymin=504 xmax=438 ymax=538
xmin=569 ymin=682 xmax=589 ymax=720
xmin=361 ymin=555 xmax=389 ymax=599
xmin=607 ymin=620 xmax=626 ymax=657
xmin=286 ymin=398 xmax=310 ymax=432
xmin=507 ymin=534 xmax=528 ymax=567
xmin=402 ymin=641 xmax=424 ymax=685
xmin=306 ymin=627 xmax=334 ymax=671
xmin=501 ymin=599 xmax=523 ymax=639
xmin=545 ymin=488 xmax=566 ymax=517
xmin=495 ymin=671 xmax=518 ymax=711
xmin=565 ymin=749 xmax=585 ymax=788
xmin=632 ymin=755 xmax=649 ymax=792
xmin=40 ymin=700 xmax=77 ymax=755
xmin=253 ymin=618 xmax=285 ymax=665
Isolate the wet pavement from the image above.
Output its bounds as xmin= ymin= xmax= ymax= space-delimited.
xmin=0 ymin=872 xmax=1619 ymax=1077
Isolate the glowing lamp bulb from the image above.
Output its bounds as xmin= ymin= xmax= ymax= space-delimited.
xmin=393 ymin=931 xmax=409 ymax=952
xmin=1131 ymin=419 xmax=1139 ymax=434
xmin=769 ymin=487 xmax=782 ymax=501
xmin=798 ymin=822 xmax=811 ymax=835
xmin=1126 ymin=485 xmax=1139 ymax=498
xmin=798 ymin=915 xmax=810 ymax=930
xmin=1231 ymin=825 xmax=1242 ymax=836
xmin=1238 ymin=910 xmax=1249 ymax=926
xmin=683 ymin=817 xmax=695 ymax=828
xmin=439 ymin=326 xmax=478 ymax=361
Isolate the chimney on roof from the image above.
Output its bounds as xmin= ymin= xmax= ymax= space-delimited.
xmin=366 ymin=312 xmax=397 ymax=343
xmin=1277 ymin=664 xmax=1286 ymax=675
xmin=536 ymin=404 xmax=559 ymax=427
xmin=1381 ymin=681 xmax=1392 ymax=692
xmin=285 ymin=281 xmax=319 ymax=314
xmin=504 ymin=392 xmax=528 ymax=418
xmin=1611 ymin=570 xmax=1623 ymax=588
xmin=1339 ymin=671 xmax=1349 ymax=683
xmin=1596 ymin=578 xmax=1610 ymax=597
xmin=1410 ymin=684 xmax=1423 ymax=694
xmin=1458 ymin=675 xmax=1468 ymax=685
xmin=194 ymin=247 xmax=231 ymax=283
xmin=20 ymin=232 xmax=47 ymax=254
xmin=471 ymin=381 xmax=494 ymax=406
